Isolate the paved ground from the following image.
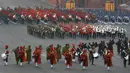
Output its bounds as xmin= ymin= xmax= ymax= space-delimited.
xmin=0 ymin=24 xmax=130 ymax=73
xmin=0 ymin=0 xmax=130 ymax=73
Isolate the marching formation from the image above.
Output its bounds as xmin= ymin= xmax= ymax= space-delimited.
xmin=27 ymin=22 xmax=127 ymax=39
xmin=0 ymin=6 xmax=96 ymax=25
xmin=0 ymin=6 xmax=130 ymax=72
xmin=2 ymin=45 xmax=42 ymax=66
xmin=85 ymin=9 xmax=130 ymax=25
xmin=1 ymin=38 xmax=130 ymax=71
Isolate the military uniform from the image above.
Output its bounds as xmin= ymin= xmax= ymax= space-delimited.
xmin=26 ymin=45 xmax=32 ymax=64
xmin=18 ymin=46 xmax=25 ymax=66
xmin=33 ymin=47 xmax=42 ymax=66
xmin=80 ymin=50 xmax=88 ymax=70
xmin=4 ymin=45 xmax=9 ymax=66
xmin=12 ymin=47 xmax=19 ymax=64
xmin=56 ymin=44 xmax=62 ymax=61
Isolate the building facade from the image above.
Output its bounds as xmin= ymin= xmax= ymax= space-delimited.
xmin=86 ymin=0 xmax=105 ymax=8
xmin=47 ymin=0 xmax=108 ymax=8
xmin=115 ymin=0 xmax=130 ymax=5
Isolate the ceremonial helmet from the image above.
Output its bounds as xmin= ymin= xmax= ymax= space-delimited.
xmin=20 ymin=46 xmax=23 ymax=50
xmin=5 ymin=45 xmax=8 ymax=49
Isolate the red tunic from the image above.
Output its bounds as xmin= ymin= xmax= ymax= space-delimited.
xmin=80 ymin=54 xmax=88 ymax=67
xmin=8 ymin=14 xmax=14 ymax=20
xmin=105 ymin=53 xmax=113 ymax=67
xmin=18 ymin=49 xmax=25 ymax=61
xmin=64 ymin=52 xmax=72 ymax=66
xmin=48 ymin=51 xmax=57 ymax=65
xmin=5 ymin=49 xmax=9 ymax=55
xmin=33 ymin=50 xmax=41 ymax=64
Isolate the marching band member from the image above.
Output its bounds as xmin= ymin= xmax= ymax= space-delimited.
xmin=18 ymin=46 xmax=25 ymax=66
xmin=104 ymin=50 xmax=113 ymax=71
xmin=64 ymin=50 xmax=72 ymax=69
xmin=22 ymin=46 xmax=27 ymax=62
xmin=26 ymin=45 xmax=32 ymax=64
xmin=12 ymin=46 xmax=19 ymax=64
xmin=116 ymin=39 xmax=121 ymax=54
xmin=33 ymin=47 xmax=42 ymax=66
xmin=3 ymin=45 xmax=9 ymax=66
xmin=48 ymin=49 xmax=57 ymax=68
xmin=107 ymin=40 xmax=114 ymax=54
xmin=89 ymin=46 xmax=95 ymax=65
xmin=104 ymin=49 xmax=107 ymax=67
xmin=80 ymin=50 xmax=88 ymax=70
xmin=46 ymin=45 xmax=51 ymax=61
xmin=122 ymin=50 xmax=128 ymax=68
xmin=56 ymin=44 xmax=62 ymax=62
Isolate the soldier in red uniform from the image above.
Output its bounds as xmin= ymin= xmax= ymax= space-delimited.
xmin=104 ymin=50 xmax=113 ymax=71
xmin=80 ymin=50 xmax=88 ymax=70
xmin=33 ymin=47 xmax=42 ymax=66
xmin=64 ymin=50 xmax=72 ymax=69
xmin=4 ymin=45 xmax=9 ymax=66
xmin=48 ymin=49 xmax=57 ymax=68
xmin=18 ymin=46 xmax=25 ymax=66
xmin=36 ymin=15 xmax=41 ymax=24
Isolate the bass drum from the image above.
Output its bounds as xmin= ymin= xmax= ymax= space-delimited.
xmin=1 ymin=53 xmax=7 ymax=59
xmin=125 ymin=55 xmax=129 ymax=60
xmin=93 ymin=52 xmax=99 ymax=59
